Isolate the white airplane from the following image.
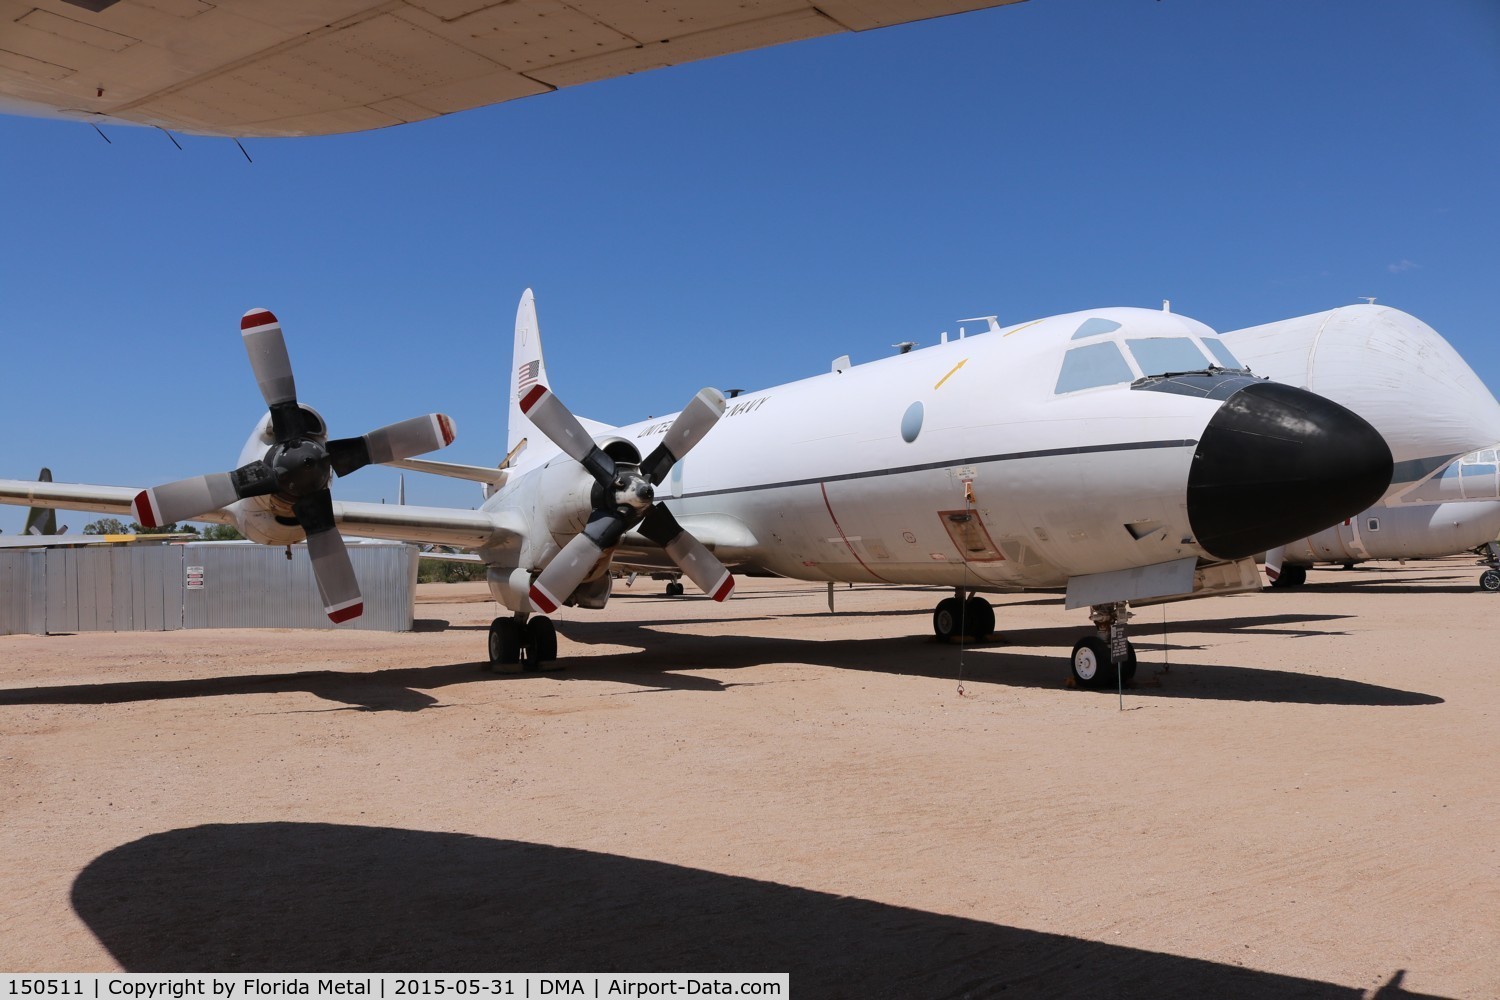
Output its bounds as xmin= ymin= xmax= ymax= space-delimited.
xmin=1222 ymin=305 xmax=1500 ymax=591
xmin=0 ymin=293 xmax=1394 ymax=688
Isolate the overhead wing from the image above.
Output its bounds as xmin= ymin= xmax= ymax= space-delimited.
xmin=382 ymin=457 xmax=509 ymax=487
xmin=0 ymin=478 xmax=519 ymax=550
xmin=0 ymin=1 xmax=1023 ymax=138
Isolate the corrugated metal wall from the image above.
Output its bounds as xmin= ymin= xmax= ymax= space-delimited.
xmin=0 ymin=541 xmax=415 ymax=634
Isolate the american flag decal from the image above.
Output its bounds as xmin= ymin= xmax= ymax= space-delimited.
xmin=516 ymin=360 xmax=541 ymax=393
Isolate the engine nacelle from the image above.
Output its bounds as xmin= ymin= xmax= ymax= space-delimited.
xmin=536 ymin=436 xmax=643 ymax=539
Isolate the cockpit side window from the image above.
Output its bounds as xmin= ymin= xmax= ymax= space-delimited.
xmin=1126 ymin=337 xmax=1213 ymax=376
xmin=1201 ymin=337 xmax=1246 ymax=370
xmin=1055 ymin=341 xmax=1135 ymax=394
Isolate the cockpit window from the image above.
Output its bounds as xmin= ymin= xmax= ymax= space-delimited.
xmin=1056 ymin=341 xmax=1134 ymax=394
xmin=1126 ymin=337 xmax=1213 ymax=376
xmin=1072 ymin=317 xmax=1123 ymax=340
xmin=1201 ymin=337 xmax=1246 ymax=370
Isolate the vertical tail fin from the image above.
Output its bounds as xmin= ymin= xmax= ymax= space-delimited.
xmin=23 ymin=468 xmax=59 ymax=536
xmin=507 ymin=289 xmax=547 ymax=461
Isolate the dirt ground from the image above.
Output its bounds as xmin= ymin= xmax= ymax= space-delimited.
xmin=1 ymin=559 xmax=1496 ymax=997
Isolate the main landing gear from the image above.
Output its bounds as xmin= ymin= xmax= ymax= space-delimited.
xmin=931 ymin=589 xmax=995 ymax=642
xmin=487 ymin=613 xmax=559 ymax=673
xmin=1479 ymin=543 xmax=1500 ymax=592
xmin=1070 ymin=602 xmax=1137 ymax=689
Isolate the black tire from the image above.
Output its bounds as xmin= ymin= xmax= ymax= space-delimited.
xmin=1480 ymin=570 xmax=1500 ymax=593
xmin=964 ymin=596 xmax=995 ymax=640
xmin=666 ymin=581 xmax=685 ymax=597
xmin=1273 ymin=564 xmax=1308 ymax=588
xmin=1070 ymin=636 xmax=1135 ymax=688
xmin=488 ymin=617 xmax=522 ymax=668
xmin=933 ymin=596 xmax=963 ymax=640
xmin=525 ymin=615 xmax=558 ymax=664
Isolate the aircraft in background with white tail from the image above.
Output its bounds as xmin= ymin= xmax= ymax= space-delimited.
xmin=1223 ymin=305 xmax=1500 ymax=592
xmin=0 ymin=292 xmax=1394 ymax=687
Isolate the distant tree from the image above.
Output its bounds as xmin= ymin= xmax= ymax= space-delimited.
xmin=197 ymin=523 xmax=245 ymax=541
xmin=83 ymin=517 xmax=131 ymax=535
xmin=133 ymin=521 xmax=199 ymax=536
xmin=418 ymin=559 xmax=488 ymax=583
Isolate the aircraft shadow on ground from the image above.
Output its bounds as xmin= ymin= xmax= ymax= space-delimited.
xmin=0 ymin=611 xmax=1440 ymax=711
xmin=69 ymin=822 xmax=1447 ymax=999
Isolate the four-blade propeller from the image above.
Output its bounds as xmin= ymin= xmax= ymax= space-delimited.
xmin=132 ymin=309 xmax=456 ymax=623
xmin=521 ymin=383 xmax=734 ymax=613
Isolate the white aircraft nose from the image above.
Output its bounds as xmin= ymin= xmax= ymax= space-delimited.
xmin=1186 ymin=381 xmax=1392 ymax=560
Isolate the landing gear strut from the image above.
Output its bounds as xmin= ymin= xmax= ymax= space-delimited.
xmin=1071 ymin=602 xmax=1137 ymax=689
xmin=487 ymin=613 xmax=559 ymax=673
xmin=932 ymin=589 xmax=994 ymax=641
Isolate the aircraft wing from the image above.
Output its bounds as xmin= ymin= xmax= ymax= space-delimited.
xmin=0 ymin=478 xmax=518 ymax=549
xmin=0 ymin=1 xmax=1023 ymax=138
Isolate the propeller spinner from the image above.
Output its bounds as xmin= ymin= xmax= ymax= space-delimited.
xmin=521 ymin=384 xmax=734 ymax=613
xmin=132 ymin=308 xmax=457 ymax=623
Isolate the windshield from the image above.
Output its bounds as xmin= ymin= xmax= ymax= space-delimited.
xmin=1126 ymin=337 xmax=1213 ymax=376
xmin=1056 ymin=341 xmax=1135 ymax=394
xmin=1201 ymin=337 xmax=1247 ymax=370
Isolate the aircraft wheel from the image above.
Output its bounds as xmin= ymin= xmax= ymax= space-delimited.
xmin=524 ymin=615 xmax=559 ymax=668
xmin=1271 ymin=565 xmax=1307 ymax=589
xmin=488 ymin=617 xmax=523 ymax=672
xmin=1071 ymin=636 xmax=1135 ymax=688
xmin=933 ymin=597 xmax=964 ymax=641
xmin=1480 ymin=570 xmax=1500 ymax=592
xmin=964 ymin=596 xmax=995 ymax=639
xmin=666 ymin=580 xmax=685 ymax=596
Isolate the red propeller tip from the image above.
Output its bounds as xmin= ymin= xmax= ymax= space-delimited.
xmin=327 ymin=601 xmax=363 ymax=624
xmin=131 ymin=490 xmax=159 ymax=529
xmin=519 ymin=384 xmax=548 ymax=414
xmin=240 ymin=308 xmax=278 ymax=331
xmin=437 ymin=414 xmax=456 ymax=446
xmin=528 ymin=584 xmax=558 ymax=615
xmin=712 ymin=576 xmax=736 ymax=602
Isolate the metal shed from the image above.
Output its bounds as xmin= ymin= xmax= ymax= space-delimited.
xmin=0 ymin=540 xmax=417 ymax=635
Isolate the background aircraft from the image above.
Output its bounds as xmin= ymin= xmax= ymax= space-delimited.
xmin=1223 ymin=305 xmax=1500 ymax=591
xmin=0 ymin=292 xmax=1394 ymax=688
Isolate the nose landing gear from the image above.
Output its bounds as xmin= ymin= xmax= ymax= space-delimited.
xmin=1071 ymin=602 xmax=1137 ymax=688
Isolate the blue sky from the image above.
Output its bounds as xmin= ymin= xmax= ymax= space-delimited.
xmin=2 ymin=0 xmax=1497 ymax=532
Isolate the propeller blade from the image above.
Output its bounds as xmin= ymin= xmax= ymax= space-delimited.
xmin=293 ymin=489 xmax=363 ymax=623
xmin=328 ymin=413 xmax=456 ymax=478
xmin=528 ymin=510 xmax=629 ymax=614
xmin=640 ymin=388 xmax=727 ymax=485
xmin=241 ymin=309 xmax=297 ymax=407
xmin=132 ymin=461 xmax=278 ymax=528
xmin=518 ymin=384 xmax=615 ymax=486
xmin=638 ymin=504 xmax=735 ymax=601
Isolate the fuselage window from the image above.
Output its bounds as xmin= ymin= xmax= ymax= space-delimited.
xmin=1126 ymin=337 xmax=1213 ymax=376
xmin=1367 ymin=517 xmax=1380 ymax=531
xmin=1201 ymin=337 xmax=1246 ymax=370
xmin=1055 ymin=341 xmax=1135 ymax=394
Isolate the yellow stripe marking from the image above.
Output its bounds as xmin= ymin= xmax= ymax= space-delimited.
xmin=1004 ymin=318 xmax=1045 ymax=337
xmin=934 ymin=358 xmax=968 ymax=390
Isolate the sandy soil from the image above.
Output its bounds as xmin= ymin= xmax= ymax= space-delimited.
xmin=1 ymin=559 xmax=1496 ymax=997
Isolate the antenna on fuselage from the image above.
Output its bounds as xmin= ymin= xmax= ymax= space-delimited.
xmin=1359 ymin=296 xmax=1377 ymax=305
xmin=892 ymin=341 xmax=917 ymax=355
xmin=1162 ymin=299 xmax=1171 ymax=313
xmin=957 ymin=316 xmax=1001 ymax=335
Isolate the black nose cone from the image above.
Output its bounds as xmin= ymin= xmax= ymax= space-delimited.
xmin=1187 ymin=381 xmax=1393 ymax=560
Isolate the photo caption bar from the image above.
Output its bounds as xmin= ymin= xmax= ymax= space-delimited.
xmin=0 ymin=975 xmax=788 ymax=1000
